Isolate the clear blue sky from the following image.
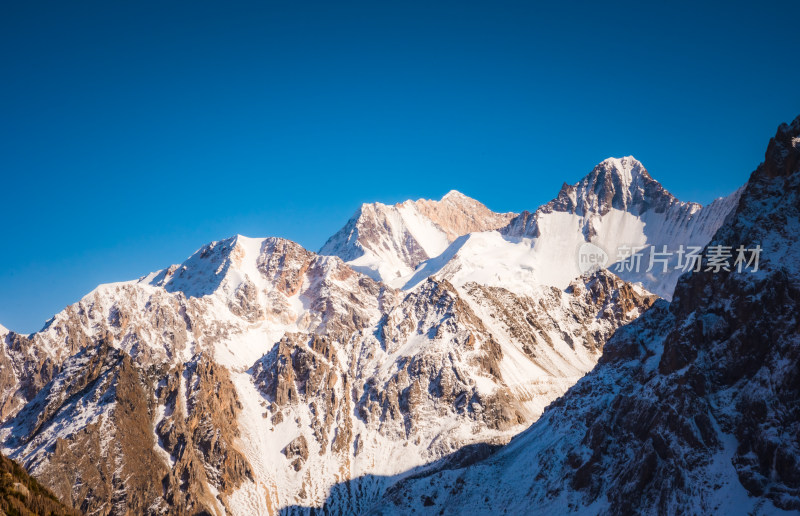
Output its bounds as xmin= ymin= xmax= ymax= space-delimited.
xmin=2 ymin=1 xmax=799 ymax=332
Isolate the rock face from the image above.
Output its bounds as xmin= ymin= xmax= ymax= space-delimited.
xmin=0 ymin=336 xmax=254 ymax=515
xmin=0 ymin=327 xmax=70 ymax=423
xmin=376 ymin=117 xmax=800 ymax=515
xmin=413 ymin=190 xmax=517 ymax=241
xmin=319 ymin=190 xmax=515 ymax=284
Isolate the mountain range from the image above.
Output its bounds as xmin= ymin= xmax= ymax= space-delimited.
xmin=1 ymin=115 xmax=797 ymax=515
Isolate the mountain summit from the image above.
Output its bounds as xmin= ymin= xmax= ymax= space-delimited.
xmin=504 ymin=155 xmax=725 ymax=238
xmin=549 ymin=156 xmax=679 ymax=216
xmin=319 ymin=191 xmax=515 ymax=284
xmin=501 ymin=156 xmax=741 ymax=297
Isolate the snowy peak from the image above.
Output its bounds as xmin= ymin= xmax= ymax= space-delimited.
xmin=146 ymin=234 xmax=346 ymax=299
xmin=503 ymin=156 xmax=683 ymax=239
xmin=319 ymin=191 xmax=515 ymax=284
xmin=547 ymin=156 xmax=682 ymax=217
xmin=441 ymin=189 xmax=468 ymax=201
xmin=141 ymin=235 xmax=387 ymax=339
xmin=498 ymin=156 xmax=741 ymax=298
xmin=598 ymin=156 xmax=649 ymax=182
xmin=147 ymin=235 xmax=241 ymax=297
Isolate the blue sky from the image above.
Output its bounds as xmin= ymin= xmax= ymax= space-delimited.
xmin=2 ymin=0 xmax=799 ymax=332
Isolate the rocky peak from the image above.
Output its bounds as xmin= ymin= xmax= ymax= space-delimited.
xmin=497 ymin=155 xmax=740 ymax=299
xmin=412 ymin=190 xmax=515 ymax=241
xmin=676 ymin=113 xmax=800 ymax=291
xmin=148 ymin=235 xmax=316 ymax=298
xmin=319 ymin=191 xmax=515 ymax=284
xmin=760 ymin=114 xmax=800 ymax=179
xmin=502 ymin=156 xmax=688 ymax=240
xmin=547 ymin=156 xmax=683 ymax=217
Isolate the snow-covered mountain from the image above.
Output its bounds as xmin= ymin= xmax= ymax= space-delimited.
xmin=319 ymin=190 xmax=516 ymax=285
xmin=374 ymin=116 xmax=800 ymax=515
xmin=0 ymin=130 xmax=768 ymax=515
xmin=0 ymin=233 xmax=653 ymax=514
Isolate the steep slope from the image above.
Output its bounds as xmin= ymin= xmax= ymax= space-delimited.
xmin=375 ymin=117 xmax=800 ymax=515
xmin=0 ymin=451 xmax=78 ymax=516
xmin=1 ymin=233 xmax=652 ymax=514
xmin=232 ymin=270 xmax=654 ymax=514
xmin=0 ymin=322 xmax=65 ymax=423
xmin=319 ymin=191 xmax=515 ymax=284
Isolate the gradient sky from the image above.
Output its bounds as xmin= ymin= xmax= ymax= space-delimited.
xmin=2 ymin=0 xmax=799 ymax=332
